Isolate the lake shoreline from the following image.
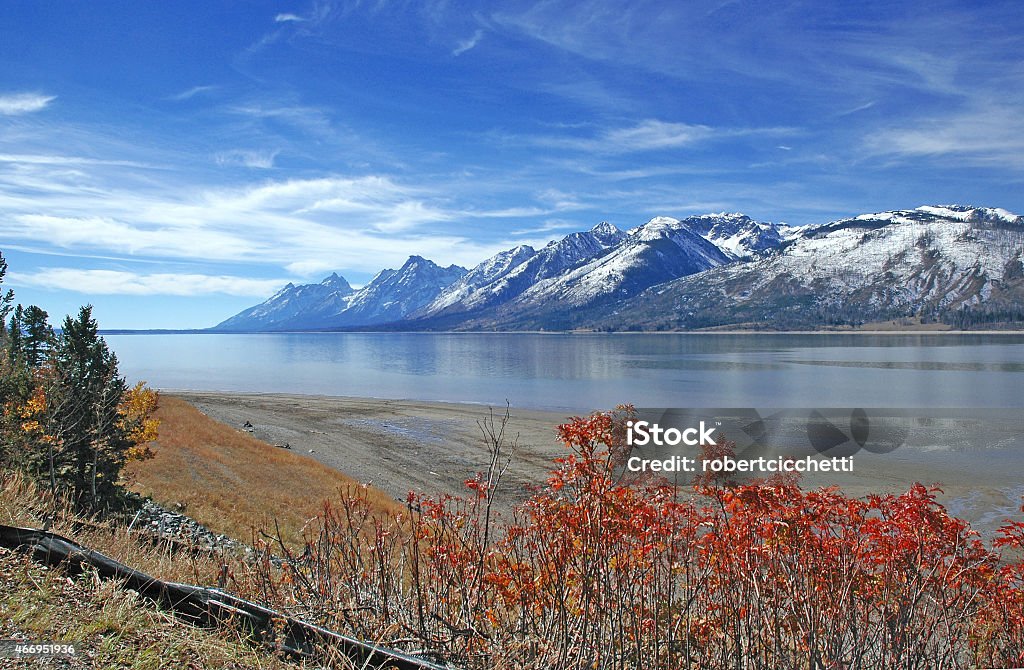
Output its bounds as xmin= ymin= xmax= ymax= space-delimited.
xmin=106 ymin=328 xmax=1024 ymax=335
xmin=168 ymin=390 xmax=1024 ymax=539
xmin=108 ymin=331 xmax=1024 ymax=414
xmin=170 ymin=390 xmax=572 ymax=509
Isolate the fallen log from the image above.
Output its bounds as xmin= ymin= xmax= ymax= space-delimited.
xmin=0 ymin=523 xmax=451 ymax=670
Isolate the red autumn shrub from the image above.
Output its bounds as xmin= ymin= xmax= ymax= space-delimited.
xmin=250 ymin=408 xmax=1024 ymax=669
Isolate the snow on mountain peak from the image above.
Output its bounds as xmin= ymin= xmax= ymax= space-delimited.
xmin=699 ymin=212 xmax=750 ymax=222
xmin=841 ymin=205 xmax=1023 ymax=229
xmin=636 ymin=216 xmax=680 ymax=230
xmin=916 ymin=204 xmax=1021 ymax=225
xmin=219 ymin=203 xmax=1022 ymax=332
xmin=590 ymin=221 xmax=621 ymax=235
xmin=319 ymin=272 xmax=353 ymax=292
xmin=628 ymin=216 xmax=683 ymax=240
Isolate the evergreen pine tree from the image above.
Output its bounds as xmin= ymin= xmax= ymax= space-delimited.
xmin=49 ymin=305 xmax=130 ymax=509
xmin=21 ymin=305 xmax=53 ymax=368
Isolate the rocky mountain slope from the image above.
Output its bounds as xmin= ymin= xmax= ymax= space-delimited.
xmin=410 ymin=222 xmax=628 ymax=322
xmin=590 ymin=205 xmax=1024 ymax=330
xmin=216 ymin=272 xmax=354 ymax=331
xmin=215 ymin=257 xmax=466 ymax=330
xmin=216 ymin=205 xmax=1024 ymax=331
xmin=437 ymin=216 xmax=735 ymax=330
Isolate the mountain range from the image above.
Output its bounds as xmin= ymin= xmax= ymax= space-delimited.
xmin=214 ymin=205 xmax=1024 ymax=332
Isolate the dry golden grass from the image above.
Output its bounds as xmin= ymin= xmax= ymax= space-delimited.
xmin=0 ymin=471 xmax=222 ymax=587
xmin=124 ymin=395 xmax=403 ymax=547
xmin=0 ymin=471 xmax=379 ymax=669
xmin=0 ymin=545 xmax=315 ymax=670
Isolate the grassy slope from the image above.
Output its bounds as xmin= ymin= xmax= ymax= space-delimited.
xmin=0 ymin=472 xmax=319 ymax=670
xmin=0 ymin=546 xmax=303 ymax=670
xmin=124 ymin=395 xmax=403 ymax=546
xmin=0 ymin=390 xmax=409 ymax=669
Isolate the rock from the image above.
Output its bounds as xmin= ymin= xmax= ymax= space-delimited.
xmin=131 ymin=499 xmax=246 ymax=556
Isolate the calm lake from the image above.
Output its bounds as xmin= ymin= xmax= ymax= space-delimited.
xmin=104 ymin=332 xmax=1024 ymax=412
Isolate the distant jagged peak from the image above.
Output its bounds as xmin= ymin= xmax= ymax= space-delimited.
xmin=915 ymin=204 xmax=1022 ymax=224
xmin=626 ymin=216 xmax=677 ymax=240
xmin=590 ymin=220 xmax=619 ymax=233
xmin=588 ymin=222 xmax=627 ymax=247
xmin=368 ymin=267 xmax=398 ymax=283
xmin=827 ymin=204 xmax=1024 ymax=231
xmin=470 ymin=244 xmax=537 ymax=275
xmin=319 ymin=272 xmax=353 ymax=293
xmin=543 ymin=222 xmax=626 ymax=250
xmin=630 ymin=215 xmax=714 ymax=242
xmin=686 ymin=211 xmax=752 ymax=223
xmin=396 ymin=255 xmax=468 ymax=274
xmin=630 ymin=213 xmax=757 ymax=234
xmin=632 ymin=215 xmax=680 ymax=232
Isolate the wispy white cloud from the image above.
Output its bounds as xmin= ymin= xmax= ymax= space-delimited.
xmin=167 ymin=85 xmax=218 ymax=102
xmin=9 ymin=268 xmax=287 ymax=297
xmin=228 ymin=103 xmax=341 ymax=141
xmin=460 ymin=205 xmax=549 ymax=218
xmin=542 ymin=158 xmax=727 ymax=181
xmin=0 ymin=169 xmax=569 ymax=276
xmin=6 ymin=214 xmax=266 ymax=259
xmin=491 ymin=1 xmax=632 ymax=63
xmin=530 ymin=119 xmax=794 ymax=154
xmin=508 ymin=219 xmax=580 ymax=236
xmin=603 ymin=120 xmax=715 ymax=151
xmin=865 ymin=102 xmax=1024 ymax=168
xmin=837 ymin=101 xmax=876 ymax=117
xmin=0 ymin=154 xmax=154 ymax=168
xmin=0 ymin=92 xmax=56 ymax=115
xmin=452 ymin=29 xmax=485 ymax=56
xmin=275 ymin=12 xmax=306 ymax=23
xmin=489 ymin=0 xmax=1021 ymax=124
xmin=214 ymin=149 xmax=279 ymax=169
xmin=284 ymin=259 xmax=342 ymax=277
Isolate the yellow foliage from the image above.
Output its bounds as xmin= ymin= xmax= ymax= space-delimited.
xmin=15 ymin=385 xmax=58 ymax=445
xmin=117 ymin=382 xmax=160 ymax=461
xmin=21 ymin=385 xmax=47 ymax=418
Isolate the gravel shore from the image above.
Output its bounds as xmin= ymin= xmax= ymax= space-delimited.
xmin=170 ymin=391 xmax=572 ymax=507
xmin=169 ymin=392 xmax=1024 ymax=537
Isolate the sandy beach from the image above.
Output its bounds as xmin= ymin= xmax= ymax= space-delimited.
xmin=172 ymin=391 xmax=574 ymax=507
xmin=170 ymin=391 xmax=1024 ymax=537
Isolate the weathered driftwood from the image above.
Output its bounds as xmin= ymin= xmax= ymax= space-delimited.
xmin=0 ymin=523 xmax=450 ymax=670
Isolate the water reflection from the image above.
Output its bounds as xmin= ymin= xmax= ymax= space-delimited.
xmin=105 ymin=332 xmax=1024 ymax=411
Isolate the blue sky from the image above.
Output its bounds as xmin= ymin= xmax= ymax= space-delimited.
xmin=1 ymin=0 xmax=1022 ymax=329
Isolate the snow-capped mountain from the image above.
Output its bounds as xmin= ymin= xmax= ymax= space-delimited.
xmin=452 ymin=216 xmax=732 ymax=329
xmin=214 ymin=272 xmax=353 ymax=331
xmin=675 ymin=213 xmax=790 ymax=259
xmin=216 ymin=257 xmax=466 ymax=330
xmin=215 ymin=205 xmax=1024 ymax=332
xmin=413 ymin=222 xmax=627 ymax=320
xmin=416 ymin=244 xmax=539 ymax=316
xmin=591 ymin=205 xmax=1024 ymax=330
xmin=537 ymin=215 xmax=731 ymax=303
xmin=329 ymin=256 xmax=467 ymax=327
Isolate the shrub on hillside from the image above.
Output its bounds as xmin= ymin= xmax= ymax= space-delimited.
xmin=250 ymin=407 xmax=1024 ymax=669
